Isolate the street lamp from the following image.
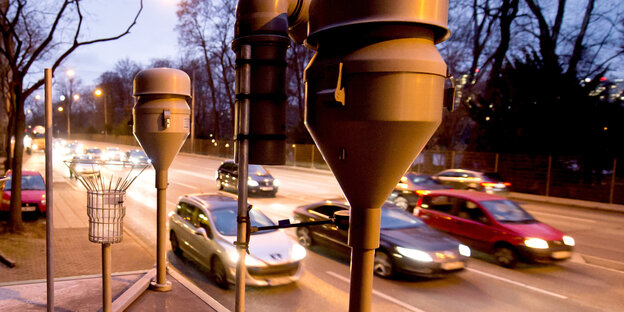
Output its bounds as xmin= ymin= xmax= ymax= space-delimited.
xmin=94 ymin=88 xmax=108 ymax=135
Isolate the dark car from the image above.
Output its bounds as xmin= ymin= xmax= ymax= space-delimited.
xmin=293 ymin=199 xmax=470 ymax=278
xmin=215 ymin=160 xmax=279 ymax=197
xmin=169 ymin=194 xmax=305 ymax=288
xmin=85 ymin=147 xmax=103 ymax=160
xmin=414 ymin=190 xmax=575 ymax=268
xmin=388 ymin=172 xmax=451 ymax=212
xmin=431 ymin=169 xmax=510 ymax=196
xmin=126 ymin=149 xmax=151 ymax=165
xmin=1 ymin=170 xmax=47 ymax=217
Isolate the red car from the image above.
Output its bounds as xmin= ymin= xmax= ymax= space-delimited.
xmin=414 ymin=190 xmax=574 ymax=268
xmin=1 ymin=170 xmax=47 ymax=217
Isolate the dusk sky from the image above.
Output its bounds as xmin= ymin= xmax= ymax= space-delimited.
xmin=62 ymin=0 xmax=180 ymax=87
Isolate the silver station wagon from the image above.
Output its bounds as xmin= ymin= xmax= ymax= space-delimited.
xmin=169 ymin=194 xmax=306 ymax=288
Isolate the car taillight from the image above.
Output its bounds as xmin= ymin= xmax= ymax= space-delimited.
xmin=414 ymin=190 xmax=430 ymax=196
xmin=504 ymin=182 xmax=511 ymax=186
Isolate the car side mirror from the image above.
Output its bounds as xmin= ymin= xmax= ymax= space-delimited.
xmin=478 ymin=216 xmax=490 ymax=225
xmin=333 ymin=210 xmax=350 ymax=231
xmin=195 ymin=227 xmax=212 ymax=239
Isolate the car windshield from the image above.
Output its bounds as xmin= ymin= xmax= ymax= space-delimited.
xmin=380 ymin=207 xmax=424 ymax=229
xmin=249 ymin=164 xmax=269 ymax=176
xmin=410 ymin=175 xmax=439 ymax=185
xmin=86 ymin=148 xmax=101 ymax=154
xmin=480 ymin=200 xmax=535 ymax=223
xmin=5 ymin=174 xmax=45 ymax=191
xmin=211 ymin=207 xmax=275 ymax=236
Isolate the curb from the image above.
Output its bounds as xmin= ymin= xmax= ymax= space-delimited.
xmin=0 ymin=249 xmax=16 ymax=268
xmin=509 ymin=192 xmax=624 ymax=214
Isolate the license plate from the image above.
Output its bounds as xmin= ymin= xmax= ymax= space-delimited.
xmin=21 ymin=205 xmax=37 ymax=212
xmin=260 ymin=186 xmax=274 ymax=191
xmin=441 ymin=261 xmax=465 ymax=270
xmin=551 ymin=251 xmax=571 ymax=259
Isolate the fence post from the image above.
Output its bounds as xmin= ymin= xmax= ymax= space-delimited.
xmin=450 ymin=151 xmax=455 ymax=168
xmin=609 ymin=158 xmax=617 ymax=204
xmin=293 ymin=144 xmax=297 ymax=167
xmin=311 ymin=145 xmax=315 ymax=168
xmin=545 ymin=155 xmax=552 ymax=197
xmin=494 ymin=153 xmax=499 ymax=172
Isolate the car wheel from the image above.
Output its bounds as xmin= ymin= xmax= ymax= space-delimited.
xmin=393 ymin=196 xmax=410 ymax=211
xmin=170 ymin=232 xmax=183 ymax=257
xmin=216 ymin=178 xmax=223 ymax=190
xmin=494 ymin=246 xmax=518 ymax=268
xmin=212 ymin=257 xmax=229 ymax=289
xmin=373 ymin=251 xmax=394 ymax=278
xmin=296 ymin=227 xmax=313 ymax=248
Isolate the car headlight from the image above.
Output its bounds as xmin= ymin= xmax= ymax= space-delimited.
xmin=524 ymin=238 xmax=549 ymax=249
xmin=458 ymin=244 xmax=471 ymax=257
xmin=247 ymin=179 xmax=259 ymax=187
xmin=273 ymin=179 xmax=280 ymax=187
xmin=291 ymin=243 xmax=306 ymax=261
xmin=396 ymin=246 xmax=433 ymax=262
xmin=562 ymin=235 xmax=575 ymax=246
xmin=32 ymin=143 xmax=38 ymax=150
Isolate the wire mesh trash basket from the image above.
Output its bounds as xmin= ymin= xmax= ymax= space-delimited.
xmin=87 ymin=190 xmax=126 ymax=244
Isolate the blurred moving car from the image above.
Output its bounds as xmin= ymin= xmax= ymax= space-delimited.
xmin=126 ymin=149 xmax=151 ymax=165
xmin=169 ymin=194 xmax=306 ymax=288
xmin=103 ymin=146 xmax=126 ymax=162
xmin=216 ymin=160 xmax=279 ymax=197
xmin=431 ymin=169 xmax=511 ymax=196
xmin=68 ymin=155 xmax=100 ymax=179
xmin=414 ymin=190 xmax=574 ymax=268
xmin=85 ymin=147 xmax=103 ymax=160
xmin=293 ymin=199 xmax=470 ymax=278
xmin=1 ymin=170 xmax=47 ymax=217
xmin=24 ymin=125 xmax=45 ymax=155
xmin=64 ymin=141 xmax=84 ymax=156
xmin=389 ymin=172 xmax=451 ymax=212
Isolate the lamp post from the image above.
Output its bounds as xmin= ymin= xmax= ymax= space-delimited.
xmin=94 ymin=88 xmax=107 ymax=135
xmin=66 ymin=69 xmax=75 ymax=139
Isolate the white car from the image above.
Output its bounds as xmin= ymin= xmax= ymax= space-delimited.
xmin=169 ymin=194 xmax=306 ymax=288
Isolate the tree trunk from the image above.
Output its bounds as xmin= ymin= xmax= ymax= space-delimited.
xmin=8 ymin=81 xmax=24 ymax=232
xmin=202 ymin=43 xmax=220 ymax=139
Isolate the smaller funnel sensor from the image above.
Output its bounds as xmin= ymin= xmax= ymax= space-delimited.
xmin=133 ymin=68 xmax=191 ymax=292
xmin=65 ymin=158 xmax=148 ymax=312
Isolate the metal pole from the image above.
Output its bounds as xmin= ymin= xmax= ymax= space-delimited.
xmin=150 ymin=170 xmax=172 ymax=291
xmin=609 ymin=158 xmax=617 ymax=204
xmin=102 ymin=243 xmax=111 ymax=312
xmin=103 ymin=93 xmax=108 ymax=136
xmin=235 ymin=44 xmax=251 ymax=312
xmin=494 ymin=153 xmax=499 ymax=172
xmin=348 ymin=207 xmax=381 ymax=312
xmin=44 ymin=68 xmax=54 ymax=312
xmin=545 ymin=155 xmax=552 ymax=197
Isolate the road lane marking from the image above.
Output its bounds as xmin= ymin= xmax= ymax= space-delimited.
xmin=326 ymin=271 xmax=427 ymax=312
xmin=174 ymin=182 xmax=198 ymax=190
xmin=529 ymin=211 xmax=596 ymax=223
xmin=466 ymin=268 xmax=568 ymax=299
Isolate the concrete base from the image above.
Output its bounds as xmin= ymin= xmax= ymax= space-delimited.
xmin=148 ymin=279 xmax=172 ymax=292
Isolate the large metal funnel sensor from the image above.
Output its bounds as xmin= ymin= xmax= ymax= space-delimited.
xmin=133 ymin=68 xmax=191 ymax=172
xmin=305 ymin=1 xmax=449 ymax=209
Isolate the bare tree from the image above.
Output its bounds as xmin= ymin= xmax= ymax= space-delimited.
xmin=176 ymin=0 xmax=222 ymax=139
xmin=0 ymin=0 xmax=142 ymax=232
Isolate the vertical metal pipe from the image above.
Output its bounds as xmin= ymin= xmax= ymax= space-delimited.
xmin=450 ymin=151 xmax=455 ymax=168
xmin=545 ymin=155 xmax=552 ymax=197
xmin=235 ymin=44 xmax=251 ymax=312
xmin=102 ymin=243 xmax=111 ymax=312
xmin=150 ymin=169 xmax=171 ymax=291
xmin=44 ymin=68 xmax=54 ymax=312
xmin=609 ymin=158 xmax=617 ymax=204
xmin=348 ymin=207 xmax=380 ymax=312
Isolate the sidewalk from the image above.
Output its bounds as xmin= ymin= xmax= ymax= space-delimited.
xmin=0 ymin=179 xmax=229 ymax=311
